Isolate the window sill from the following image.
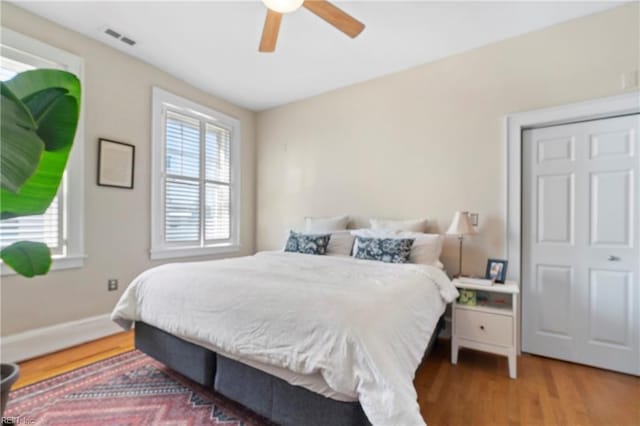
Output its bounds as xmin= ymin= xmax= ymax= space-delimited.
xmin=150 ymin=245 xmax=241 ymax=260
xmin=1 ymin=254 xmax=86 ymax=277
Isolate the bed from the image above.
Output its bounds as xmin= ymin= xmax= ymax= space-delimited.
xmin=111 ymin=251 xmax=457 ymax=426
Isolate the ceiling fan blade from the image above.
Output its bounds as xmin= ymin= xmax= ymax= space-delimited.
xmin=303 ymin=0 xmax=365 ymax=38
xmin=259 ymin=9 xmax=283 ymax=52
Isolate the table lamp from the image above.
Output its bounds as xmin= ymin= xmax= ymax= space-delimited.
xmin=446 ymin=211 xmax=477 ymax=278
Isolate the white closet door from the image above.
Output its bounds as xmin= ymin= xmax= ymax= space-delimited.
xmin=522 ymin=114 xmax=639 ymax=375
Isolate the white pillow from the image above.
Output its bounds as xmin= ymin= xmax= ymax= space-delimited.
xmin=304 ymin=215 xmax=349 ymax=233
xmin=326 ymin=230 xmax=355 ymax=257
xmin=351 ymin=229 xmax=443 ymax=266
xmin=401 ymin=232 xmax=444 ymax=266
xmin=370 ymin=218 xmax=428 ymax=233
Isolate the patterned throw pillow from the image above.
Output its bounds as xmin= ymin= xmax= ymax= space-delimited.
xmin=353 ymin=237 xmax=415 ymax=263
xmin=284 ymin=231 xmax=331 ymax=255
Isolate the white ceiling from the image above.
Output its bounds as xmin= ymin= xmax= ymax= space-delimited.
xmin=12 ymin=1 xmax=621 ymax=111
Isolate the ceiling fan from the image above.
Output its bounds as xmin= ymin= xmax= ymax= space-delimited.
xmin=259 ymin=0 xmax=365 ymax=52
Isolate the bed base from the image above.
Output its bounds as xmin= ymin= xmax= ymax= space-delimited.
xmin=135 ymin=322 xmax=216 ymax=387
xmin=134 ymin=317 xmax=444 ymax=426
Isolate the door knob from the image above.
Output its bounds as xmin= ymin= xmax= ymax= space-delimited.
xmin=608 ymin=255 xmax=621 ymax=261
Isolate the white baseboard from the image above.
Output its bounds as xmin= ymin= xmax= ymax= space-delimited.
xmin=1 ymin=314 xmax=123 ymax=363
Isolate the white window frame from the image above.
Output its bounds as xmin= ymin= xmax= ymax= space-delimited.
xmin=0 ymin=29 xmax=86 ymax=275
xmin=151 ymin=87 xmax=241 ymax=260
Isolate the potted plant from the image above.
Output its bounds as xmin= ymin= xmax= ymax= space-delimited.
xmin=0 ymin=69 xmax=81 ymax=417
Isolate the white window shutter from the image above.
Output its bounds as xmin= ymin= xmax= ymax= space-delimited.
xmin=151 ymin=87 xmax=240 ymax=259
xmin=205 ymin=123 xmax=231 ymax=241
xmin=161 ymin=111 xmax=234 ymax=246
xmin=0 ymin=196 xmax=63 ymax=253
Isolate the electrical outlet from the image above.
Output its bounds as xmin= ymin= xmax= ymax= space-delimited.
xmin=470 ymin=213 xmax=479 ymax=227
xmin=108 ymin=279 xmax=118 ymax=291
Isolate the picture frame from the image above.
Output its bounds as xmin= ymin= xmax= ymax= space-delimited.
xmin=97 ymin=138 xmax=135 ymax=189
xmin=485 ymin=258 xmax=508 ymax=284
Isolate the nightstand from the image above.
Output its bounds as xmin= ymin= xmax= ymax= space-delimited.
xmin=451 ymin=279 xmax=519 ymax=378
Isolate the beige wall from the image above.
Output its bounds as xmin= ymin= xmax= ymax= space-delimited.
xmin=2 ymin=3 xmax=638 ymax=336
xmin=0 ymin=3 xmax=256 ymax=335
xmin=256 ymin=4 xmax=639 ymax=276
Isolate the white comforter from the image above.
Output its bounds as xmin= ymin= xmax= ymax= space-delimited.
xmin=111 ymin=252 xmax=458 ymax=426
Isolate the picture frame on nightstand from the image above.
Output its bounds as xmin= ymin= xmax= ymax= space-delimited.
xmin=485 ymin=258 xmax=508 ymax=283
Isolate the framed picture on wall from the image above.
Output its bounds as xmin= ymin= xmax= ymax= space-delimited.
xmin=97 ymin=138 xmax=135 ymax=189
xmin=485 ymin=258 xmax=508 ymax=284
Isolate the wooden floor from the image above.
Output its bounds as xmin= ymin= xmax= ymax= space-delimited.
xmin=14 ymin=331 xmax=640 ymax=426
xmin=14 ymin=331 xmax=135 ymax=389
xmin=416 ymin=342 xmax=639 ymax=426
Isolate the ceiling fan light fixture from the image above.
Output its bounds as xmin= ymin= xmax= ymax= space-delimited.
xmin=258 ymin=0 xmax=365 ymax=52
xmin=261 ymin=0 xmax=304 ymax=14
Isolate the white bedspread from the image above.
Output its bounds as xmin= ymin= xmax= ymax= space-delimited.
xmin=111 ymin=252 xmax=458 ymax=426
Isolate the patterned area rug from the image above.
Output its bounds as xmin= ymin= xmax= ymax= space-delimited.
xmin=4 ymin=350 xmax=271 ymax=426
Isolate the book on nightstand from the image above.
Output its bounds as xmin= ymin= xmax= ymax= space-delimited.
xmin=456 ymin=277 xmax=495 ymax=286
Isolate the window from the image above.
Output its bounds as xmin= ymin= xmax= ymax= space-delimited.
xmin=0 ymin=29 xmax=85 ymax=274
xmin=151 ymin=87 xmax=240 ymax=259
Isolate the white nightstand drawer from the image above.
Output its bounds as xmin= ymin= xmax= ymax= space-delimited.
xmin=455 ymin=309 xmax=513 ymax=347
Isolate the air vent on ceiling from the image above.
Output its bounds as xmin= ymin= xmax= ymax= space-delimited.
xmin=103 ymin=28 xmax=137 ymax=47
xmin=104 ymin=28 xmax=121 ymax=39
xmin=120 ymin=37 xmax=136 ymax=46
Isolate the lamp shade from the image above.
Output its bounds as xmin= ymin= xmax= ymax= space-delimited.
xmin=446 ymin=211 xmax=477 ymax=236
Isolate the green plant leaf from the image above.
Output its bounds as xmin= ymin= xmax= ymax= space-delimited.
xmin=0 ymin=83 xmax=44 ymax=193
xmin=35 ymin=94 xmax=79 ymax=151
xmin=0 ymin=69 xmax=81 ymax=219
xmin=0 ymin=142 xmax=73 ymax=219
xmin=5 ymin=69 xmax=80 ymax=104
xmin=0 ymin=241 xmax=52 ymax=277
xmin=23 ymin=87 xmax=67 ymax=123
